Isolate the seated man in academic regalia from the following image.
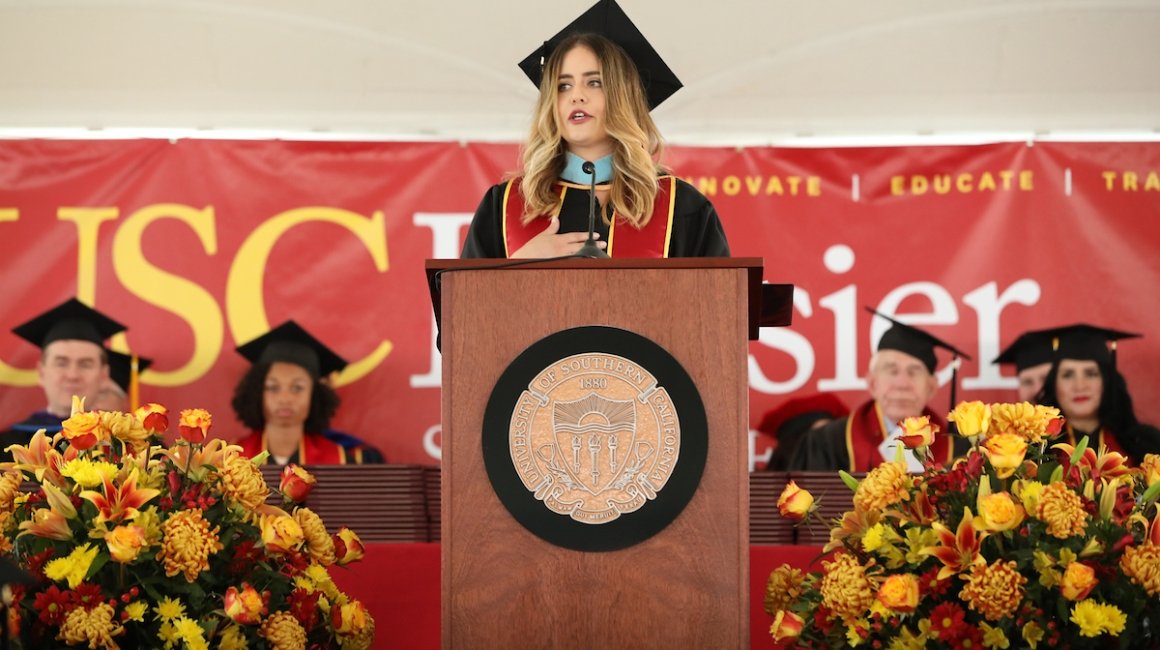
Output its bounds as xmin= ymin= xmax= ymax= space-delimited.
xmin=0 ymin=299 xmax=128 ymax=460
xmin=788 ymin=310 xmax=971 ymax=473
xmin=88 ymin=350 xmax=153 ymax=412
xmin=993 ymin=328 xmax=1055 ymax=403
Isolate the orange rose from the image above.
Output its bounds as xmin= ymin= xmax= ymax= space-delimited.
xmin=777 ymin=480 xmax=815 ymax=522
xmin=178 ymin=408 xmax=212 ymax=444
xmin=105 ymin=525 xmax=147 ymax=563
xmin=898 ymin=416 xmax=938 ymax=449
xmin=876 ymin=573 xmax=920 ymax=613
xmin=280 ymin=464 xmax=317 ymax=503
xmin=259 ymin=514 xmax=304 ymax=554
xmin=1060 ymin=562 xmax=1097 ymax=601
xmin=60 ymin=411 xmax=105 ymax=451
xmin=974 ymin=491 xmax=1026 ymax=532
xmin=769 ymin=610 xmax=804 ymax=642
xmin=332 ymin=600 xmax=371 ymax=635
xmin=333 ymin=527 xmax=365 ymax=565
xmin=981 ymin=433 xmax=1027 ymax=479
xmin=948 ymin=401 xmax=991 ymax=437
xmin=224 ymin=583 xmax=269 ymax=625
xmin=134 ymin=403 xmax=169 ymax=435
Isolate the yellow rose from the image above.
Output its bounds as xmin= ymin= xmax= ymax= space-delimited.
xmin=178 ymin=408 xmax=212 ymax=444
xmin=898 ymin=416 xmax=938 ymax=449
xmin=1059 ymin=562 xmax=1097 ymax=601
xmin=876 ymin=573 xmax=920 ymax=612
xmin=769 ymin=610 xmax=805 ymax=642
xmin=60 ymin=410 xmax=105 ymax=451
xmin=106 ymin=525 xmax=148 ymax=563
xmin=260 ymin=514 xmax=304 ymax=554
xmin=974 ymin=492 xmax=1026 ymax=532
xmin=777 ymin=480 xmax=815 ymax=522
xmin=224 ymin=583 xmax=268 ymax=625
xmin=134 ymin=403 xmax=169 ymax=435
xmin=333 ymin=527 xmax=365 ymax=565
xmin=331 ymin=600 xmax=371 ymax=635
xmin=101 ymin=411 xmax=150 ymax=450
xmin=280 ymin=464 xmax=317 ymax=503
xmin=981 ymin=433 xmax=1028 ymax=479
xmin=947 ymin=401 xmax=991 ymax=437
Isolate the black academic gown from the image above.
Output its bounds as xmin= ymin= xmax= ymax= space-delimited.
xmin=0 ymin=410 xmax=63 ymax=462
xmin=461 ymin=177 xmax=731 ymax=259
xmin=787 ymin=400 xmax=968 ymax=473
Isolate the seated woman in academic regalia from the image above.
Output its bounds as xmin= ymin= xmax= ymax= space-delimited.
xmin=1035 ymin=324 xmax=1160 ymax=462
xmin=231 ymin=321 xmax=384 ymax=465
xmin=460 ymin=0 xmax=730 ymax=259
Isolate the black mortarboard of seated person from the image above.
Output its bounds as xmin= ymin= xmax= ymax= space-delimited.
xmin=12 ymin=298 xmax=126 ymax=349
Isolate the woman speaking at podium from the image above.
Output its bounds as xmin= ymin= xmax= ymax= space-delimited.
xmin=460 ymin=0 xmax=730 ymax=260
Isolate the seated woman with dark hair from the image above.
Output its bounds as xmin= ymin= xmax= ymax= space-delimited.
xmin=1035 ymin=324 xmax=1160 ymax=462
xmin=231 ymin=321 xmax=383 ymax=465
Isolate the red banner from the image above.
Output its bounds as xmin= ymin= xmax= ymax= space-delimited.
xmin=1 ymin=140 xmax=1157 ymax=466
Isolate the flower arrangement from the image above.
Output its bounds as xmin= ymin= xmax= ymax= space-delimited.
xmin=766 ymin=401 xmax=1160 ymax=649
xmin=0 ymin=399 xmax=375 ymax=649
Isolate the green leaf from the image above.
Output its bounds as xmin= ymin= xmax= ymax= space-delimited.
xmin=1049 ymin=464 xmax=1064 ymax=485
xmin=1139 ymin=480 xmax=1160 ymax=505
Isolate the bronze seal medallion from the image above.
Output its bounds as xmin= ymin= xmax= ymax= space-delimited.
xmin=483 ymin=326 xmax=706 ymax=552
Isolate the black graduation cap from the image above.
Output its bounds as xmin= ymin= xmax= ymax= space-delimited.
xmin=235 ymin=321 xmax=347 ymax=379
xmin=867 ymin=307 xmax=971 ymax=373
xmin=11 ymin=298 xmax=126 ymax=349
xmin=868 ymin=307 xmax=972 ymax=409
xmin=1043 ymin=323 xmax=1140 ymax=368
xmin=105 ymin=350 xmax=153 ymax=393
xmin=517 ymin=0 xmax=683 ymax=110
xmin=993 ymin=329 xmax=1055 ymax=372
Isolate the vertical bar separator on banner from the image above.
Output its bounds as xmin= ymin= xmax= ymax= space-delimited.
xmin=1065 ymin=168 xmax=1072 ymax=196
xmin=851 ymin=174 xmax=860 ymax=202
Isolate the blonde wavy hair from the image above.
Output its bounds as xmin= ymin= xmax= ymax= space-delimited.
xmin=519 ymin=33 xmax=666 ymax=227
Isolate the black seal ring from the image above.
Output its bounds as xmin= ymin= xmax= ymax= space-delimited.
xmin=482 ymin=325 xmax=707 ymax=552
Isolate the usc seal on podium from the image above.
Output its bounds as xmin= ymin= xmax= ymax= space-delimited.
xmin=483 ymin=326 xmax=707 ymax=552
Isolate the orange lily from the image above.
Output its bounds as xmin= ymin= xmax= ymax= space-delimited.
xmin=922 ymin=507 xmax=987 ymax=580
xmin=5 ymin=429 xmax=67 ymax=486
xmin=79 ymin=471 xmax=161 ymax=525
xmin=1052 ymin=441 xmax=1131 ymax=481
xmin=17 ymin=482 xmax=77 ymax=540
xmin=891 ymin=481 xmax=937 ymax=526
xmin=161 ymin=438 xmax=239 ymax=481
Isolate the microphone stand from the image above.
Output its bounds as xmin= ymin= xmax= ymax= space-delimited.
xmin=574 ymin=161 xmax=610 ymax=259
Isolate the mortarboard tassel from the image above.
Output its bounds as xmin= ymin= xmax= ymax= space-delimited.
xmin=129 ymin=354 xmax=139 ymax=412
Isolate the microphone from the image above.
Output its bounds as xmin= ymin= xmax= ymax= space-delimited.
xmin=574 ymin=160 xmax=610 ymax=259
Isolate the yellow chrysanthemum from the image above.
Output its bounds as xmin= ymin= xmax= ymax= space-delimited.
xmin=764 ymin=564 xmax=806 ymax=615
xmin=0 ymin=470 xmax=24 ymax=512
xmin=44 ymin=543 xmax=99 ymax=589
xmin=154 ymin=596 xmax=187 ymax=622
xmin=157 ymin=509 xmax=223 ymax=582
xmin=219 ymin=624 xmax=250 ymax=650
xmin=260 ymin=611 xmax=307 ymax=650
xmin=960 ymin=560 xmax=1027 ymax=621
xmin=124 ymin=601 xmax=148 ymax=622
xmin=175 ymin=616 xmax=209 ymax=650
xmin=101 ymin=410 xmax=152 ymax=451
xmin=820 ymin=553 xmax=876 ymax=623
xmin=305 ymin=563 xmax=339 ymax=600
xmin=295 ymin=507 xmax=337 ymax=566
xmin=219 ymin=456 xmax=270 ymax=512
xmin=1070 ymin=600 xmax=1127 ymax=637
xmin=338 ymin=609 xmax=376 ymax=650
xmin=158 ymin=621 xmax=180 ymax=647
xmin=853 ymin=462 xmax=911 ymax=512
xmin=861 ymin=523 xmax=887 ymax=552
xmin=988 ymin=402 xmax=1060 ymax=442
xmin=1121 ymin=543 xmax=1160 ymax=596
xmin=59 ymin=458 xmax=120 ymax=489
xmin=1036 ymin=481 xmax=1089 ymax=539
xmin=135 ymin=506 xmax=164 ymax=545
xmin=886 ymin=626 xmax=927 ymax=650
xmin=57 ymin=602 xmax=123 ymax=649
xmin=1013 ymin=480 xmax=1044 ymax=515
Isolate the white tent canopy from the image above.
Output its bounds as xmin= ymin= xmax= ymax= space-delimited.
xmin=1 ymin=0 xmax=1158 ymax=145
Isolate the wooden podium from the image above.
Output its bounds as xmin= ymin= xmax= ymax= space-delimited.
xmin=432 ymin=258 xmax=774 ymax=649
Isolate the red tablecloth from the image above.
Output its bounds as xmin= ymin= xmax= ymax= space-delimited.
xmin=333 ymin=543 xmax=826 ymax=649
